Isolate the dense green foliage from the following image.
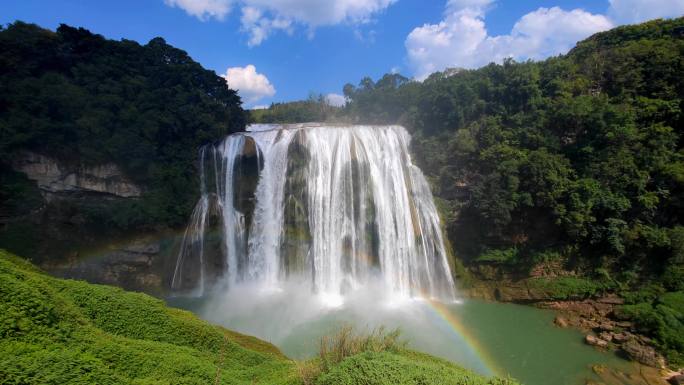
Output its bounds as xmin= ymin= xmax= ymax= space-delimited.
xmin=0 ymin=22 xmax=246 ymax=228
xmin=341 ymin=18 xmax=684 ymax=286
xmin=0 ymin=250 xmax=517 ymax=384
xmin=616 ymin=290 xmax=684 ymax=366
xmin=249 ymin=94 xmax=344 ymax=124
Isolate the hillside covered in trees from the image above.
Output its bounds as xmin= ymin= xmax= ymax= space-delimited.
xmin=344 ymin=17 xmax=684 ymax=281
xmin=0 ymin=22 xmax=245 ymax=226
xmin=0 ymin=22 xmax=245 ymax=259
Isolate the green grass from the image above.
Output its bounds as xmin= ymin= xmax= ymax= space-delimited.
xmin=0 ymin=249 xmax=521 ymax=384
xmin=527 ymin=276 xmax=612 ymax=300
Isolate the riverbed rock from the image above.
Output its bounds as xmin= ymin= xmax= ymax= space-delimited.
xmin=598 ymin=321 xmax=615 ymax=332
xmin=585 ymin=335 xmax=609 ymax=348
xmin=599 ymin=331 xmax=614 ymax=342
xmin=554 ymin=315 xmax=569 ymax=328
xmin=621 ymin=340 xmax=666 ymax=368
xmin=612 ymin=332 xmax=630 ymax=343
xmin=668 ymin=373 xmax=684 ymax=385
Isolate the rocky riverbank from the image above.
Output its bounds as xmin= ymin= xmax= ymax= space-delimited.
xmin=463 ymin=274 xmax=683 ymax=385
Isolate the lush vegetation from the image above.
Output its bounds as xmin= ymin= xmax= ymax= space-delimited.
xmin=340 ymin=17 xmax=684 ymax=287
xmin=0 ymin=249 xmax=296 ymax=384
xmin=301 ymin=326 xmax=518 ymax=385
xmin=616 ymin=290 xmax=684 ymax=366
xmin=249 ymin=94 xmax=344 ymax=124
xmin=0 ymin=249 xmax=519 ymax=384
xmin=0 ymin=22 xmax=246 ymax=230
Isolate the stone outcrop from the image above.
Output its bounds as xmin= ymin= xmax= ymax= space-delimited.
xmin=43 ymin=236 xmax=175 ymax=296
xmin=585 ymin=334 xmax=609 ymax=348
xmin=622 ymin=340 xmax=667 ymax=369
xmin=12 ymin=151 xmax=141 ymax=198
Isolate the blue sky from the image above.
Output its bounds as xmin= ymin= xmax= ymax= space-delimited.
xmin=2 ymin=0 xmax=683 ymax=108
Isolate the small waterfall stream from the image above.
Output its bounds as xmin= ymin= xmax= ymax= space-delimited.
xmin=172 ymin=123 xmax=456 ymax=301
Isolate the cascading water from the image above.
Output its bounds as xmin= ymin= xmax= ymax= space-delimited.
xmin=172 ymin=123 xmax=456 ymax=301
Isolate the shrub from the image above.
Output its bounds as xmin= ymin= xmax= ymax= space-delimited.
xmin=529 ymin=276 xmax=612 ymax=300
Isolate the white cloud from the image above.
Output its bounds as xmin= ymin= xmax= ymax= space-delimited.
xmin=164 ymin=0 xmax=232 ymax=20
xmin=250 ymin=104 xmax=269 ymax=110
xmin=240 ymin=6 xmax=293 ymax=46
xmin=325 ymin=93 xmax=347 ymax=107
xmin=406 ymin=2 xmax=613 ymax=80
xmin=164 ymin=0 xmax=396 ymax=45
xmin=608 ymin=0 xmax=684 ymax=24
xmin=222 ymin=65 xmax=276 ymax=106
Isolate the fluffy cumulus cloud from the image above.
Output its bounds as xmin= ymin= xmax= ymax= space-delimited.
xmin=406 ymin=1 xmax=613 ymax=79
xmin=164 ymin=0 xmax=395 ymax=45
xmin=608 ymin=0 xmax=684 ymax=24
xmin=325 ymin=93 xmax=347 ymax=107
xmin=222 ymin=65 xmax=275 ymax=106
xmin=164 ymin=0 xmax=232 ymax=20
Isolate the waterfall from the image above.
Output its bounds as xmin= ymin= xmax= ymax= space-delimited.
xmin=172 ymin=124 xmax=456 ymax=301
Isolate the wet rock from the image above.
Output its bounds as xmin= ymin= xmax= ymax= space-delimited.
xmin=621 ymin=340 xmax=665 ymax=368
xmin=611 ymin=332 xmax=630 ymax=343
xmin=554 ymin=316 xmax=569 ymax=328
xmin=580 ymin=318 xmax=601 ymax=330
xmin=599 ymin=332 xmax=613 ymax=342
xmin=585 ymin=335 xmax=609 ymax=348
xmin=598 ymin=322 xmax=615 ymax=332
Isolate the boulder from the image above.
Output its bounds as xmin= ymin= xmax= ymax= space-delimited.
xmin=554 ymin=316 xmax=569 ymax=328
xmin=611 ymin=332 xmax=630 ymax=343
xmin=621 ymin=340 xmax=665 ymax=368
xmin=598 ymin=332 xmax=613 ymax=342
xmin=598 ymin=322 xmax=614 ymax=332
xmin=585 ymin=335 xmax=609 ymax=348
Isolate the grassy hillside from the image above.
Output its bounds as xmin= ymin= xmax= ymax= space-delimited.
xmin=0 ymin=249 xmax=297 ymax=385
xmin=0 ymin=249 xmax=518 ymax=385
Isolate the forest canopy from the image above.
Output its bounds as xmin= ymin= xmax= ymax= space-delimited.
xmin=0 ymin=22 xmax=246 ymax=227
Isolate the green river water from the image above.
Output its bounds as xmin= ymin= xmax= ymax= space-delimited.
xmin=168 ymin=287 xmax=633 ymax=385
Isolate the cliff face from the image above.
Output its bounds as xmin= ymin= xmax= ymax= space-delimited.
xmin=12 ymin=151 xmax=142 ymax=198
xmin=0 ymin=152 xmax=178 ymax=295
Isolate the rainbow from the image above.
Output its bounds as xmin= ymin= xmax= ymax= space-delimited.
xmin=425 ymin=299 xmax=503 ymax=378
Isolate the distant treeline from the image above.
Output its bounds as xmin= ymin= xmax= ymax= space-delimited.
xmin=249 ymin=94 xmax=345 ymax=124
